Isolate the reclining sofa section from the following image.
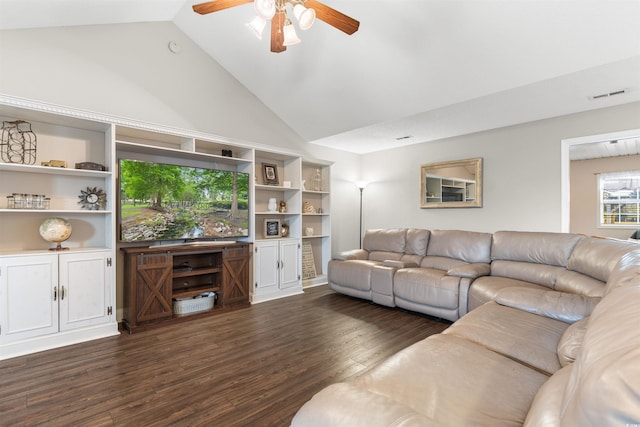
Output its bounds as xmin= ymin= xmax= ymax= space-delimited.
xmin=293 ymin=232 xmax=640 ymax=427
xmin=328 ymin=228 xmax=633 ymax=322
xmin=328 ymin=228 xmax=492 ymax=321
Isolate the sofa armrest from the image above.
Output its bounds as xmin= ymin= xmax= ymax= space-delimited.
xmin=291 ymin=383 xmax=438 ymax=427
xmin=334 ymin=249 xmax=369 ymax=261
xmin=495 ymin=287 xmax=601 ymax=324
xmin=382 ymin=260 xmax=419 ymax=269
xmin=447 ymin=263 xmax=491 ymax=279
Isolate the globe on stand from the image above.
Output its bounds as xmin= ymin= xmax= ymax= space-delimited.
xmin=39 ymin=217 xmax=72 ymax=251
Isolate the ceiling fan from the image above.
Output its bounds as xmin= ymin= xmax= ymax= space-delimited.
xmin=192 ymin=0 xmax=360 ymax=53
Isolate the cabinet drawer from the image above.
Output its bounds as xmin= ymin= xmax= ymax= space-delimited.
xmin=224 ymin=247 xmax=247 ymax=258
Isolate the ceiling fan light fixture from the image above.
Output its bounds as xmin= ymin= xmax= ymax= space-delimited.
xmin=254 ymin=0 xmax=276 ymax=20
xmin=246 ymin=15 xmax=267 ymax=39
xmin=293 ymin=4 xmax=315 ymax=30
xmin=282 ymin=20 xmax=301 ymax=46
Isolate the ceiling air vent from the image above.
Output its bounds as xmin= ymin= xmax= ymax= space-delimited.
xmin=588 ymin=88 xmax=629 ymax=101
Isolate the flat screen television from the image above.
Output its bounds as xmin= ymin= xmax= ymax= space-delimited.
xmin=118 ymin=158 xmax=249 ymax=243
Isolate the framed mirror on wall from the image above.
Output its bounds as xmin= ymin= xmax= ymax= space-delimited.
xmin=420 ymin=157 xmax=483 ymax=208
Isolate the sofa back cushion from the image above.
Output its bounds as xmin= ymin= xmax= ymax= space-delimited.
xmin=555 ymin=270 xmax=605 ymax=297
xmin=426 ymin=230 xmax=492 ymax=263
xmin=405 ymin=228 xmax=430 ymax=256
xmin=492 ymin=231 xmax=583 ymax=266
xmin=491 ymin=260 xmax=565 ymax=289
xmin=363 ymin=228 xmax=406 ymax=254
xmin=567 ymin=236 xmax=639 ymax=284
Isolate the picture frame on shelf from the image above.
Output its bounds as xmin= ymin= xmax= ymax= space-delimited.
xmin=264 ymin=218 xmax=281 ymax=238
xmin=262 ymin=163 xmax=279 ymax=185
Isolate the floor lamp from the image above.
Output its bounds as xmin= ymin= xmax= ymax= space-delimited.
xmin=356 ymin=181 xmax=369 ymax=249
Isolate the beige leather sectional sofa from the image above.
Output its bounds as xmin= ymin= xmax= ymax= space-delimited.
xmin=291 ymin=229 xmax=640 ymax=426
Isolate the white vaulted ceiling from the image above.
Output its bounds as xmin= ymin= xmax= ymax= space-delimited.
xmin=1 ymin=0 xmax=639 ymax=154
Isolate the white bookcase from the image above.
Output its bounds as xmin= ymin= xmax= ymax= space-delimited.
xmin=301 ymin=161 xmax=332 ymax=287
xmin=0 ymin=99 xmax=118 ymax=359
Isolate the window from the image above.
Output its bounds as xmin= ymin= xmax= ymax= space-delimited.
xmin=599 ymin=171 xmax=640 ymax=227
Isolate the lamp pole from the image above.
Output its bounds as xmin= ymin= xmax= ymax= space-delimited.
xmin=356 ymin=181 xmax=368 ymax=249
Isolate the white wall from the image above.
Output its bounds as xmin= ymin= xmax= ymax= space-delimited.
xmin=2 ymin=22 xmax=639 ymax=255
xmin=0 ymin=22 xmax=304 ymax=150
xmin=570 ymin=154 xmax=640 ymax=240
xmin=359 ymin=102 xmax=640 ymax=237
xmin=0 ymin=22 xmax=362 ymax=252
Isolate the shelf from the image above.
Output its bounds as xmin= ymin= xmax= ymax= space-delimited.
xmin=172 ymin=267 xmax=221 ymax=278
xmin=302 ymin=235 xmax=329 ymax=239
xmin=302 ymin=190 xmax=329 ymax=195
xmin=255 ymin=184 xmax=300 ymax=191
xmin=302 ymin=213 xmax=329 ymax=216
xmin=0 ymin=162 xmax=111 ymax=178
xmin=172 ymin=286 xmax=220 ymax=299
xmin=116 ymin=140 xmax=251 ymax=167
xmin=255 ymin=211 xmax=301 ymax=216
xmin=0 ymin=209 xmax=113 ymax=214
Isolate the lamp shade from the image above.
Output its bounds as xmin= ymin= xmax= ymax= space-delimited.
xmin=356 ymin=180 xmax=369 ymax=190
xmin=246 ymin=15 xmax=267 ymax=39
xmin=282 ymin=22 xmax=301 ymax=46
xmin=293 ymin=4 xmax=316 ymax=30
xmin=254 ymin=0 xmax=275 ymax=20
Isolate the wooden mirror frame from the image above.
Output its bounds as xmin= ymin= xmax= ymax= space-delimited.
xmin=420 ymin=157 xmax=483 ymax=208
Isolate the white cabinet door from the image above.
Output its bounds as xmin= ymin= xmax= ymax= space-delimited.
xmin=254 ymin=241 xmax=279 ymax=295
xmin=0 ymin=254 xmax=58 ymax=343
xmin=279 ymin=240 xmax=301 ymax=290
xmin=59 ymin=251 xmax=112 ymax=331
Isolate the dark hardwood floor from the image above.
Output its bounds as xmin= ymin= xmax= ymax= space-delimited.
xmin=0 ymin=285 xmax=449 ymax=426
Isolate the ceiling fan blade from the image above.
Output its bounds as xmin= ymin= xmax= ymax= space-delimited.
xmin=192 ymin=0 xmax=253 ymax=15
xmin=304 ymin=0 xmax=360 ymax=35
xmin=271 ymin=11 xmax=287 ymax=53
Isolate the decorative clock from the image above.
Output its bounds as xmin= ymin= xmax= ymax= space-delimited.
xmin=78 ymin=186 xmax=106 ymax=210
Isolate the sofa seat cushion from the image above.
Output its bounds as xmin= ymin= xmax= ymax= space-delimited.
xmin=523 ymin=365 xmax=573 ymax=427
xmin=444 ymin=302 xmax=568 ymax=375
xmin=468 ymin=276 xmax=547 ymax=311
xmin=352 ymin=334 xmax=548 ymax=427
xmin=394 ymin=268 xmax=460 ymax=309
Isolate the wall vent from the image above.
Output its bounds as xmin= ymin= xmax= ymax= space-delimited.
xmin=588 ymin=88 xmax=629 ymax=101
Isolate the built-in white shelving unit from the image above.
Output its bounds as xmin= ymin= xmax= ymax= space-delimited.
xmin=0 ymin=95 xmax=333 ymax=358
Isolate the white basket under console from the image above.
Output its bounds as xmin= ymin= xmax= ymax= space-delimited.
xmin=172 ymin=292 xmax=217 ymax=315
